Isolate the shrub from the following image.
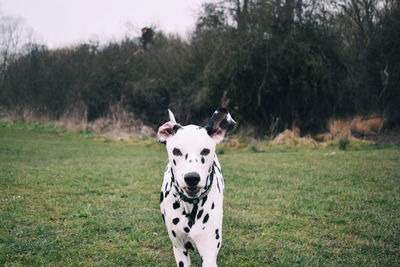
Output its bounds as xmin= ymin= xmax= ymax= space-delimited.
xmin=338 ymin=138 xmax=350 ymax=150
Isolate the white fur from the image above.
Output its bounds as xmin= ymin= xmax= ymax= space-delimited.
xmin=166 ymin=125 xmax=217 ymax=192
xmin=158 ymin=110 xmax=234 ymax=267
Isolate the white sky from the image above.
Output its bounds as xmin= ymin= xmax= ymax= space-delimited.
xmin=0 ymin=0 xmax=209 ymax=48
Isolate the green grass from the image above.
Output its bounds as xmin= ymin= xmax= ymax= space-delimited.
xmin=1 ymin=122 xmax=399 ymax=266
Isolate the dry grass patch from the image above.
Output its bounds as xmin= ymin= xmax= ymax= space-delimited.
xmin=87 ymin=103 xmax=155 ymax=140
xmin=274 ymin=127 xmax=301 ymax=143
xmin=0 ymin=103 xmax=155 ymax=140
xmin=316 ymin=115 xmax=385 ymax=142
xmin=58 ymin=101 xmax=88 ymax=131
xmin=273 ymin=127 xmax=318 ymax=147
xmin=350 ymin=116 xmax=384 ymax=135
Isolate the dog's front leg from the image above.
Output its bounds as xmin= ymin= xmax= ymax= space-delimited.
xmin=196 ymin=238 xmax=219 ymax=267
xmin=173 ymin=245 xmax=191 ymax=267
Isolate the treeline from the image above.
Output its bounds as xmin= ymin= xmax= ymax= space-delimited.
xmin=0 ymin=0 xmax=399 ymax=134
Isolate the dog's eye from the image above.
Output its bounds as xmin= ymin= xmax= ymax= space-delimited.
xmin=173 ymin=148 xmax=183 ymax=156
xmin=200 ymin=148 xmax=210 ymax=156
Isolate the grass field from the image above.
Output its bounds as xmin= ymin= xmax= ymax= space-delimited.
xmin=1 ymin=122 xmax=399 ymax=266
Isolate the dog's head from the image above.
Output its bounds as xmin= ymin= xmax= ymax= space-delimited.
xmin=158 ymin=108 xmax=236 ymax=199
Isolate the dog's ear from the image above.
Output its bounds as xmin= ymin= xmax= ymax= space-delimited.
xmin=157 ymin=109 xmax=182 ymax=144
xmin=205 ymin=108 xmax=236 ymax=143
xmin=168 ymin=109 xmax=176 ymax=123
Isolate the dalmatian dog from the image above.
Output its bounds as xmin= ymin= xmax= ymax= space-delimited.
xmin=158 ymin=108 xmax=236 ymax=267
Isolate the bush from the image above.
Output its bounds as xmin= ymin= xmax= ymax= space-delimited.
xmin=339 ymin=138 xmax=350 ymax=151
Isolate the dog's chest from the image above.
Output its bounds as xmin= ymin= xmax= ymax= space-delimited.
xmin=160 ymin=163 xmax=224 ymax=238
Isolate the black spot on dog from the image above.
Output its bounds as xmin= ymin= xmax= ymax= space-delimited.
xmin=173 ymin=201 xmax=180 ymax=209
xmin=183 ymin=251 xmax=188 ymax=256
xmin=188 ymin=203 xmax=198 ymax=228
xmin=172 ymin=218 xmax=180 ymax=225
xmin=211 ymin=202 xmax=215 ymax=209
xmin=184 ymin=242 xmax=194 ymax=250
xmin=184 ymin=227 xmax=190 ymax=233
xmin=201 ymin=157 xmax=205 ymax=164
xmin=179 ymin=261 xmax=184 ymax=267
xmin=185 ymin=154 xmax=188 ymax=160
xmin=173 ymin=159 xmax=176 ymax=166
xmin=173 ymin=124 xmax=182 ymax=132
xmin=160 ymin=192 xmax=164 ymax=203
xmin=201 ymin=195 xmax=208 ymax=207
xmin=214 ymin=162 xmax=222 ymax=173
xmin=203 ymin=214 xmax=209 ymax=224
xmin=165 ymin=190 xmax=170 ymax=198
xmin=217 ymin=242 xmax=220 ymax=248
xmin=172 ymin=230 xmax=176 ymax=237
xmin=197 ymin=209 xmax=203 ymax=220
xmin=215 ymin=229 xmax=220 ymax=239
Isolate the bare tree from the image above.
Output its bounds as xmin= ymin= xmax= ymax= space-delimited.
xmin=0 ymin=12 xmax=34 ymax=82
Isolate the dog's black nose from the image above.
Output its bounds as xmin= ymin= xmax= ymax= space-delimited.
xmin=184 ymin=172 xmax=200 ymax=187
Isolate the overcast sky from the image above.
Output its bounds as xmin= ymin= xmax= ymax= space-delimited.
xmin=0 ymin=0 xmax=208 ymax=48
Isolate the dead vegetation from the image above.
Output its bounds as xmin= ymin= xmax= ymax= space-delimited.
xmin=0 ymin=103 xmax=155 ymax=140
xmin=316 ymin=119 xmax=353 ymax=141
xmin=0 ymin=105 xmax=389 ymax=145
xmin=270 ymin=115 xmax=386 ymax=147
xmin=58 ymin=101 xmax=88 ymax=131
xmin=315 ymin=115 xmax=385 ymax=141
xmin=273 ymin=126 xmax=318 ymax=147
xmin=350 ymin=116 xmax=384 ymax=135
xmin=87 ymin=103 xmax=154 ymax=140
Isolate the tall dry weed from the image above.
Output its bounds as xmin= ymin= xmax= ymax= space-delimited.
xmin=327 ymin=119 xmax=352 ymax=140
xmin=58 ymin=101 xmax=88 ymax=131
xmin=267 ymin=117 xmax=280 ymax=140
xmin=273 ymin=126 xmax=318 ymax=147
xmin=0 ymin=106 xmax=52 ymax=124
xmin=350 ymin=116 xmax=384 ymax=135
xmin=317 ymin=115 xmax=385 ymax=141
xmin=87 ymin=102 xmax=155 ymax=139
xmin=273 ymin=126 xmax=300 ymax=143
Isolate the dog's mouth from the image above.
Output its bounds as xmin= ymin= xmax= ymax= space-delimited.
xmin=183 ymin=186 xmax=201 ymax=197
